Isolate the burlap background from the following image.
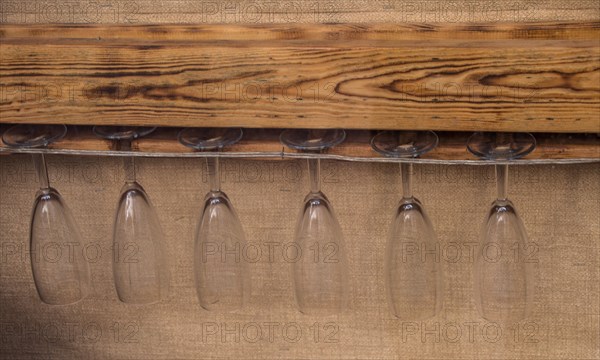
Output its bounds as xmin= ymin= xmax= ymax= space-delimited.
xmin=1 ymin=1 xmax=600 ymax=359
xmin=1 ymin=0 xmax=599 ymax=24
xmin=0 ymin=155 xmax=598 ymax=359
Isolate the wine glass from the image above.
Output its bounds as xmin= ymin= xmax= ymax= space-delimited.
xmin=2 ymin=124 xmax=91 ymax=305
xmin=468 ymin=132 xmax=536 ymax=324
xmin=178 ymin=127 xmax=248 ymax=312
xmin=371 ymin=130 xmax=442 ymax=320
xmin=93 ymin=126 xmax=169 ymax=304
xmin=280 ymin=129 xmax=349 ymax=315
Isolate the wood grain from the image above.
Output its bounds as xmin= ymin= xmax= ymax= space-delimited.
xmin=1 ymin=23 xmax=599 ymax=132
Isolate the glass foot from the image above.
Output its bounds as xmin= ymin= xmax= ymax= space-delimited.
xmin=280 ymin=129 xmax=346 ymax=151
xmin=178 ymin=128 xmax=243 ymax=150
xmin=467 ymin=132 xmax=536 ymax=160
xmin=2 ymin=124 xmax=67 ymax=148
xmin=93 ymin=126 xmax=156 ymax=140
xmin=371 ymin=130 xmax=438 ymax=158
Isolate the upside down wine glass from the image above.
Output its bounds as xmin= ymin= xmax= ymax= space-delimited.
xmin=2 ymin=125 xmax=91 ymax=305
xmin=280 ymin=129 xmax=349 ymax=315
xmin=179 ymin=127 xmax=248 ymax=312
xmin=371 ymin=130 xmax=443 ymax=320
xmin=468 ymin=132 xmax=536 ymax=324
xmin=93 ymin=126 xmax=169 ymax=304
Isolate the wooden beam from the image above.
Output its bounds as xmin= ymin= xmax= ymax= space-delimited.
xmin=1 ymin=23 xmax=599 ymax=132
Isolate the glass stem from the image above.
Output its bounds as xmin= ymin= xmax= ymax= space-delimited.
xmin=496 ymin=164 xmax=509 ymax=201
xmin=33 ymin=154 xmax=50 ymax=190
xmin=119 ymin=139 xmax=136 ymax=183
xmin=308 ymin=158 xmax=321 ymax=194
xmin=400 ymin=162 xmax=413 ymax=199
xmin=124 ymin=156 xmax=136 ymax=183
xmin=206 ymin=157 xmax=221 ymax=192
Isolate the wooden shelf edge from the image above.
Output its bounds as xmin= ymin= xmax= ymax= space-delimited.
xmin=0 ymin=127 xmax=598 ymax=165
xmin=2 ymin=22 xmax=599 ymax=43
